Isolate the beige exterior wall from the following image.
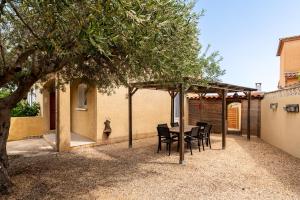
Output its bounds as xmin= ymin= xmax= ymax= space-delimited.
xmin=279 ymin=40 xmax=300 ymax=88
xmin=8 ymin=117 xmax=47 ymax=141
xmin=96 ymin=87 xmax=175 ymax=143
xmin=261 ymin=88 xmax=300 ymax=158
xmin=70 ymin=83 xmax=97 ymax=141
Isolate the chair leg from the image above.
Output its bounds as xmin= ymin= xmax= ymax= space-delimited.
xmin=198 ymin=139 xmax=201 ymax=152
xmin=169 ymin=142 xmax=171 ymax=156
xmin=202 ymin=138 xmax=205 ymax=151
xmin=189 ymin=142 xmax=192 ymax=155
xmin=157 ymin=137 xmax=161 ymax=153
xmin=209 ymin=137 xmax=211 ymax=149
xmin=157 ymin=143 xmax=160 ymax=153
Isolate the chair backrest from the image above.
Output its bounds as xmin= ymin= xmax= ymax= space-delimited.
xmin=204 ymin=124 xmax=212 ymax=136
xmin=171 ymin=122 xmax=179 ymax=127
xmin=190 ymin=127 xmax=200 ymax=137
xmin=157 ymin=126 xmax=171 ymax=138
xmin=158 ymin=123 xmax=168 ymax=128
xmin=196 ymin=122 xmax=207 ymax=129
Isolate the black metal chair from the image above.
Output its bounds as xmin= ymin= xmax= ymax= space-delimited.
xmin=193 ymin=126 xmax=205 ymax=151
xmin=203 ymin=125 xmax=213 ymax=149
xmin=157 ymin=126 xmax=178 ymax=155
xmin=184 ymin=127 xmax=200 ymax=155
xmin=171 ymin=122 xmax=179 ymax=127
xmin=196 ymin=122 xmax=207 ymax=131
xmin=158 ymin=123 xmax=168 ymax=127
xmin=157 ymin=124 xmax=168 ymax=151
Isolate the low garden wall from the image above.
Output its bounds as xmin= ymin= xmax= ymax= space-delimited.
xmin=261 ymin=87 xmax=300 ymax=158
xmin=8 ymin=116 xmax=47 ymax=141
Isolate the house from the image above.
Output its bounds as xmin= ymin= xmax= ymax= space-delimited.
xmin=261 ymin=35 xmax=300 ymax=159
xmin=9 ymin=75 xmax=183 ymax=151
xmin=277 ymin=35 xmax=300 ymax=88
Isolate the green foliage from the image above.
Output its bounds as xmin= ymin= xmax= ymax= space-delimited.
xmin=1 ymin=0 xmax=224 ymax=96
xmin=0 ymin=89 xmax=10 ymax=98
xmin=11 ymin=100 xmax=40 ymax=117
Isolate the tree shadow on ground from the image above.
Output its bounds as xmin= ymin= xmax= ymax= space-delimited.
xmin=4 ymin=139 xmax=183 ymax=199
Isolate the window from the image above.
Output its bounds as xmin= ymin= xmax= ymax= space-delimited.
xmin=78 ymin=83 xmax=88 ymax=109
xmin=174 ymin=94 xmax=180 ymax=122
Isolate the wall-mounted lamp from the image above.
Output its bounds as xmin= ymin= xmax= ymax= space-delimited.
xmin=270 ymin=103 xmax=278 ymax=111
xmin=283 ymin=104 xmax=299 ymax=113
xmin=233 ymin=92 xmax=239 ymax=99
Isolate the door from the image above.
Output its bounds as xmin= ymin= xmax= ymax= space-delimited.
xmin=228 ymin=107 xmax=239 ymax=130
xmin=50 ymin=91 xmax=56 ymax=130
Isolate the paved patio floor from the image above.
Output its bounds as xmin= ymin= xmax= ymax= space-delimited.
xmin=7 ymin=138 xmax=54 ymax=157
xmin=5 ymin=135 xmax=300 ymax=200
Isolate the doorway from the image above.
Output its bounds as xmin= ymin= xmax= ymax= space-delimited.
xmin=49 ymin=90 xmax=56 ymax=130
xmin=227 ymin=102 xmax=241 ymax=131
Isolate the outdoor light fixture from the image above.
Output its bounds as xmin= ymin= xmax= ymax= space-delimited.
xmin=284 ymin=104 xmax=299 ymax=113
xmin=270 ymin=103 xmax=278 ymax=111
xmin=233 ymin=92 xmax=239 ymax=99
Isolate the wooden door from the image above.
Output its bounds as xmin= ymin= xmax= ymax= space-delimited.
xmin=228 ymin=107 xmax=239 ymax=130
xmin=50 ymin=91 xmax=56 ymax=130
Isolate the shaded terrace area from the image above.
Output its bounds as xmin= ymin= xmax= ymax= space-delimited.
xmin=128 ymin=80 xmax=257 ymax=164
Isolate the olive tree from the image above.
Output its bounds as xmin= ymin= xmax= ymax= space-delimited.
xmin=0 ymin=0 xmax=223 ymax=194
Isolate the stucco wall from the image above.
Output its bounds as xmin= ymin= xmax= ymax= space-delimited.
xmin=8 ymin=117 xmax=47 ymax=141
xmin=279 ymin=40 xmax=300 ymax=87
xmin=97 ymin=87 xmax=185 ymax=143
xmin=70 ymin=83 xmax=97 ymax=141
xmin=261 ymin=87 xmax=300 ymax=158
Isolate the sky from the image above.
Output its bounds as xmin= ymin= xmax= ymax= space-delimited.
xmin=194 ymin=0 xmax=300 ymax=92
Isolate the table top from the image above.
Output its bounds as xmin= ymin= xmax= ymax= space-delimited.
xmin=169 ymin=125 xmax=198 ymax=133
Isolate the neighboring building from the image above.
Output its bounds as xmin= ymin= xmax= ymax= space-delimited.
xmin=261 ymin=35 xmax=300 ymax=159
xmin=277 ymin=35 xmax=300 ymax=88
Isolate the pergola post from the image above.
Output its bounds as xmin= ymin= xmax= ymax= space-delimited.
xmin=170 ymin=91 xmax=175 ymax=125
xmin=128 ymin=86 xmax=138 ymax=148
xmin=179 ymin=83 xmax=185 ymax=164
xmin=247 ymin=91 xmax=251 ymax=140
xmin=221 ymin=89 xmax=227 ymax=149
xmin=128 ymin=86 xmax=133 ymax=148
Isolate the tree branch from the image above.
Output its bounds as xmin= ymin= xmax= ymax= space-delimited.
xmin=8 ymin=1 xmax=40 ymax=40
xmin=0 ymin=37 xmax=6 ymax=67
xmin=0 ymin=0 xmax=7 ymax=18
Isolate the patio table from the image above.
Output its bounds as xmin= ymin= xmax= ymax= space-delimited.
xmin=169 ymin=125 xmax=198 ymax=135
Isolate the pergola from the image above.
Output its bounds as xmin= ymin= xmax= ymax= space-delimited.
xmin=128 ymin=80 xmax=257 ymax=164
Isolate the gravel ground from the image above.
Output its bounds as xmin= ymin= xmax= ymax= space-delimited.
xmin=3 ymin=134 xmax=300 ymax=200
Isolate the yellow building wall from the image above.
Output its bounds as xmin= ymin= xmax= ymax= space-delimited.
xmin=261 ymin=88 xmax=300 ymax=158
xmin=96 ymin=87 xmax=188 ymax=143
xmin=8 ymin=117 xmax=47 ymax=141
xmin=279 ymin=40 xmax=300 ymax=87
xmin=70 ymin=83 xmax=97 ymax=141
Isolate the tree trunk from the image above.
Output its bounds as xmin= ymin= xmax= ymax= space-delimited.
xmin=0 ymin=108 xmax=13 ymax=195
